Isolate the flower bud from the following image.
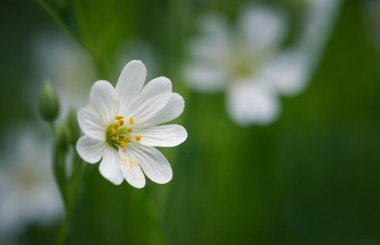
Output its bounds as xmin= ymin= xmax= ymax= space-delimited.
xmin=38 ymin=82 xmax=60 ymax=122
xmin=67 ymin=108 xmax=80 ymax=145
xmin=56 ymin=122 xmax=70 ymax=153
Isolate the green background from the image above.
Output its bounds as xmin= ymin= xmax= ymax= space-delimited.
xmin=0 ymin=0 xmax=379 ymax=244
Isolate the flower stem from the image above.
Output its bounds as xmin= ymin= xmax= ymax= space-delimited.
xmin=33 ymin=0 xmax=110 ymax=80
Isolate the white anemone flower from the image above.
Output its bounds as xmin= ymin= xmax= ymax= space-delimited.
xmin=76 ymin=60 xmax=187 ymax=188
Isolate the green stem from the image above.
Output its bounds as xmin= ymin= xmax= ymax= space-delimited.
xmin=33 ymin=0 xmax=85 ymax=48
xmin=33 ymin=0 xmax=110 ymax=80
xmin=56 ymin=151 xmax=88 ymax=245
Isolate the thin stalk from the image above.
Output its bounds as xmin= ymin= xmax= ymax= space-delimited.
xmin=33 ymin=0 xmax=110 ymax=80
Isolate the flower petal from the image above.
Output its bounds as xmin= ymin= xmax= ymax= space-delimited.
xmin=126 ymin=77 xmax=172 ymax=126
xmin=227 ymin=80 xmax=280 ymax=126
xmin=119 ymin=150 xmax=145 ymax=188
xmin=99 ymin=148 xmax=124 ymax=185
xmin=238 ymin=5 xmax=286 ymax=56
xmin=183 ymin=62 xmax=228 ymax=93
xmin=77 ymin=108 xmax=105 ymax=140
xmin=127 ymin=144 xmax=172 ymax=184
xmin=261 ymin=50 xmax=313 ymax=96
xmin=140 ymin=93 xmax=185 ymax=127
xmin=76 ymin=136 xmax=105 ymax=164
xmin=115 ymin=60 xmax=147 ymax=114
xmin=196 ymin=13 xmax=231 ymax=61
xmin=136 ymin=124 xmax=187 ymax=147
xmin=89 ymin=80 xmax=119 ymax=123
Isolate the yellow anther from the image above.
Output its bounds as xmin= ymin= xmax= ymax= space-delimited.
xmin=129 ymin=117 xmax=134 ymax=125
xmin=115 ymin=115 xmax=124 ymax=120
xmin=135 ymin=135 xmax=141 ymax=141
xmin=111 ymin=128 xmax=116 ymax=134
xmin=124 ymin=136 xmax=131 ymax=142
xmin=127 ymin=127 xmax=133 ymax=132
xmin=120 ymin=141 xmax=127 ymax=147
xmin=113 ymin=124 xmax=119 ymax=129
xmin=119 ymin=119 xmax=125 ymax=126
xmin=111 ymin=136 xmax=119 ymax=141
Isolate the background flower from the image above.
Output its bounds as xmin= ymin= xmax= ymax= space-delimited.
xmin=184 ymin=1 xmax=341 ymax=126
xmin=0 ymin=127 xmax=63 ymax=242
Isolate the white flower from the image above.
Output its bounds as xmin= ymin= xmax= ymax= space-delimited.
xmin=184 ymin=3 xmax=338 ymax=126
xmin=184 ymin=5 xmax=287 ymax=126
xmin=76 ymin=60 xmax=187 ymax=188
xmin=0 ymin=129 xmax=63 ymax=240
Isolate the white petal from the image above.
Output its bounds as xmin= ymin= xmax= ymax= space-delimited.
xmin=89 ymin=80 xmax=119 ymax=123
xmin=136 ymin=125 xmax=187 ymax=147
xmin=189 ymin=13 xmax=231 ymax=63
xmin=126 ymin=77 xmax=172 ymax=126
xmin=99 ymin=148 xmax=124 ymax=185
xmin=115 ymin=60 xmax=147 ymax=114
xmin=227 ymin=81 xmax=280 ymax=126
xmin=140 ymin=93 xmax=184 ymax=127
xmin=76 ymin=136 xmax=105 ymax=164
xmin=77 ymin=108 xmax=105 ymax=140
xmin=126 ymin=76 xmax=172 ymax=112
xmin=119 ymin=150 xmax=145 ymax=188
xmin=183 ymin=62 xmax=228 ymax=93
xmin=238 ymin=5 xmax=286 ymax=55
xmin=261 ymin=50 xmax=313 ymax=96
xmin=127 ymin=144 xmax=172 ymax=184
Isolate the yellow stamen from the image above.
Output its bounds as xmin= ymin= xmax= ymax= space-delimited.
xmin=111 ymin=128 xmax=116 ymax=134
xmin=124 ymin=136 xmax=131 ymax=142
xmin=135 ymin=135 xmax=141 ymax=141
xmin=127 ymin=127 xmax=133 ymax=132
xmin=115 ymin=115 xmax=124 ymax=120
xmin=112 ymin=136 xmax=119 ymax=141
xmin=129 ymin=117 xmax=134 ymax=125
xmin=120 ymin=141 xmax=127 ymax=147
xmin=119 ymin=119 xmax=125 ymax=126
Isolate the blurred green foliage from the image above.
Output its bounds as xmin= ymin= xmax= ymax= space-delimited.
xmin=0 ymin=0 xmax=379 ymax=244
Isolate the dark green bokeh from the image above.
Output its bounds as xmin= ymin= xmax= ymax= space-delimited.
xmin=0 ymin=0 xmax=379 ymax=244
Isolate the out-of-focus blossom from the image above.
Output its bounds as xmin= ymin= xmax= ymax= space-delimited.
xmin=184 ymin=1 xmax=341 ymax=126
xmin=32 ymin=32 xmax=96 ymax=116
xmin=0 ymin=128 xmax=63 ymax=240
xmin=184 ymin=5 xmax=291 ymax=126
xmin=76 ymin=60 xmax=187 ymax=188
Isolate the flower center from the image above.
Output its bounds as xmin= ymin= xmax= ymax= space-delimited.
xmin=105 ymin=116 xmax=141 ymax=150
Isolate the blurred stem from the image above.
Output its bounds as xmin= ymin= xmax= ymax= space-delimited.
xmin=34 ymin=0 xmax=85 ymax=49
xmin=56 ymin=151 xmax=87 ymax=245
xmin=34 ymin=0 xmax=110 ymax=80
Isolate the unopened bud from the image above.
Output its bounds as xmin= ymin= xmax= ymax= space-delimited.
xmin=38 ymin=82 xmax=60 ymax=122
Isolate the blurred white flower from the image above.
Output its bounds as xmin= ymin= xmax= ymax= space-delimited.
xmin=76 ymin=60 xmax=187 ymax=188
xmin=32 ymin=32 xmax=96 ymax=116
xmin=0 ymin=128 xmax=63 ymax=240
xmin=184 ymin=1 xmax=341 ymax=126
xmin=184 ymin=5 xmax=289 ymax=126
